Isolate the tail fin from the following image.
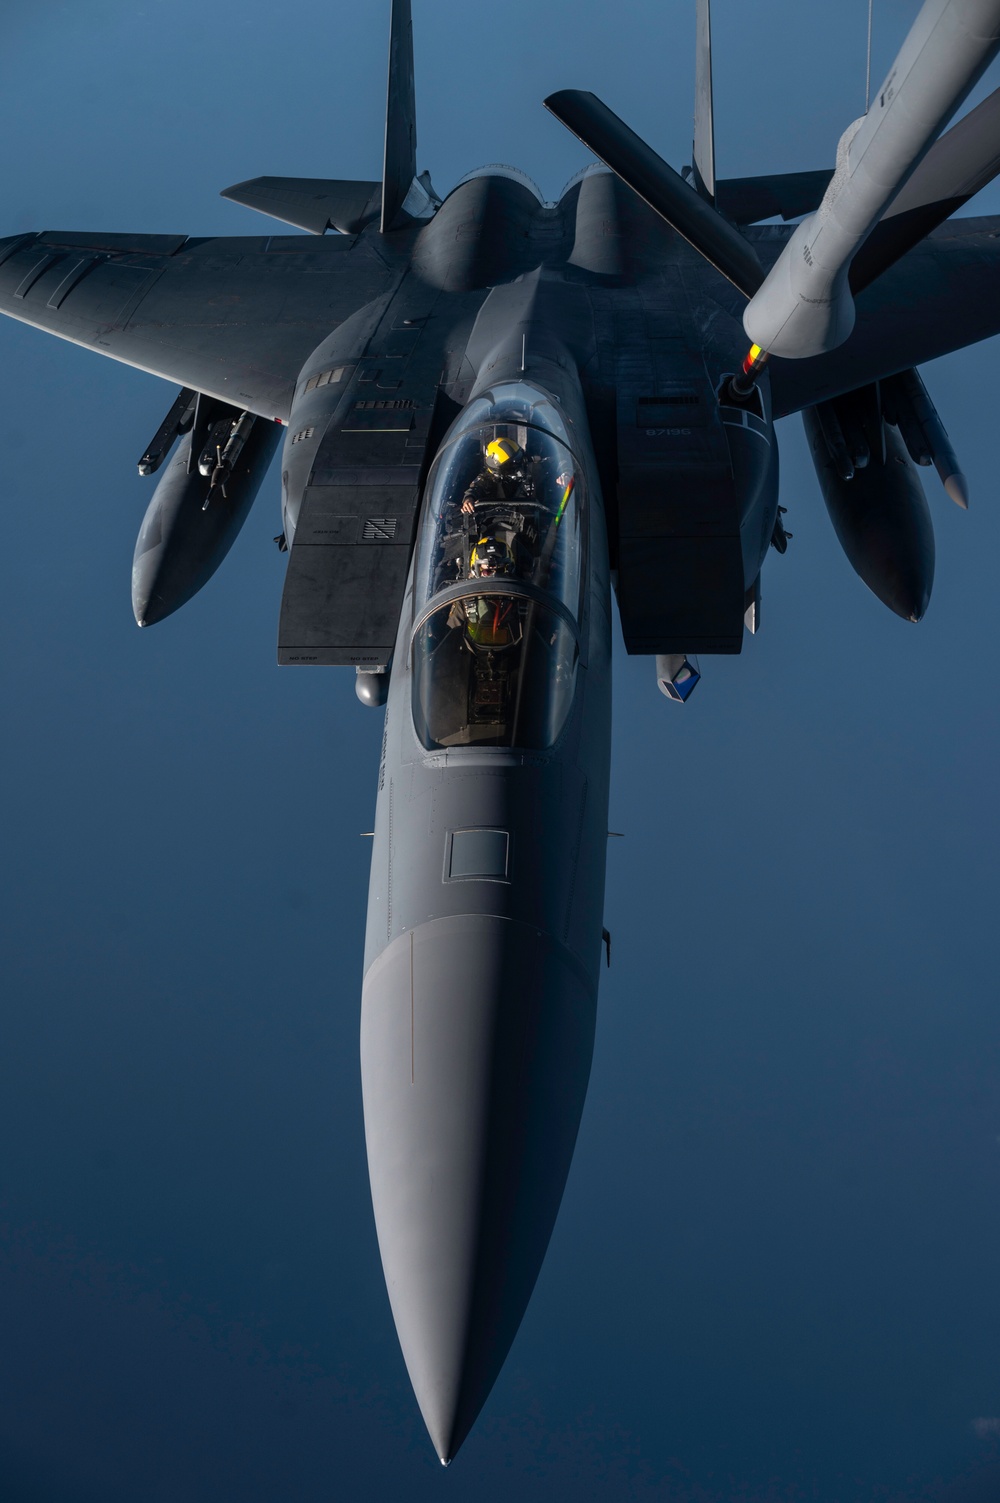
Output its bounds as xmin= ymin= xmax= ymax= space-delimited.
xmin=381 ymin=0 xmax=417 ymax=231
xmin=692 ymin=0 xmax=716 ymax=202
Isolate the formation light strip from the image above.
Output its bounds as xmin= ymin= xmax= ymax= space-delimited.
xmin=555 ymin=476 xmax=575 ymax=524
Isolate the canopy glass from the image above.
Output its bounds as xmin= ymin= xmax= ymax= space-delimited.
xmin=411 ymin=383 xmax=584 ymax=750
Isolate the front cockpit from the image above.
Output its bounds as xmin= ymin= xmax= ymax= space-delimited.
xmin=411 ymin=383 xmax=585 ymax=750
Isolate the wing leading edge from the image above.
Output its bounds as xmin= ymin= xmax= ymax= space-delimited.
xmin=0 ymin=229 xmax=394 ymax=418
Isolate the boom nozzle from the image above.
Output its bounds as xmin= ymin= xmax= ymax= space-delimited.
xmin=726 ymin=343 xmax=770 ymax=402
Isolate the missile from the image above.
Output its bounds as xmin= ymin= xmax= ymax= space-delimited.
xmin=881 ymin=367 xmax=969 ymax=507
xmin=197 ymin=419 xmax=235 ymax=479
xmin=137 ymin=387 xmax=195 ymax=476
xmin=803 ymin=404 xmax=935 ymax=621
xmin=132 ymin=415 xmax=279 ymax=626
xmin=197 ymin=410 xmax=260 ymax=502
xmin=744 ymin=0 xmax=1000 ymax=361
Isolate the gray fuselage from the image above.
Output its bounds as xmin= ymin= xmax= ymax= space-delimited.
xmin=359 ymin=347 xmax=612 ymax=1462
xmin=265 ymin=169 xmax=780 ymax=1463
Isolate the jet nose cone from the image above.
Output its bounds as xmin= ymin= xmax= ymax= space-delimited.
xmin=361 ymin=915 xmax=598 ymax=1461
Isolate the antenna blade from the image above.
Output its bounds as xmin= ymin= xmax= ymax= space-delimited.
xmin=544 ymin=89 xmax=763 ymax=296
xmin=381 ymin=0 xmax=417 ymax=232
xmin=693 ymin=0 xmax=716 ymax=201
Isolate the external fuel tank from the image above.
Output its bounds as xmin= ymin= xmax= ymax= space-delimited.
xmin=132 ymin=415 xmax=280 ymax=626
xmin=803 ymin=406 xmax=935 ymax=621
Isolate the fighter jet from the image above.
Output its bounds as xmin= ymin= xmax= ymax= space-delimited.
xmin=4 ymin=0 xmax=1000 ymax=1466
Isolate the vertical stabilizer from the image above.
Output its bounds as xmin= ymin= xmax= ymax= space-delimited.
xmin=692 ymin=0 xmax=716 ymax=202
xmin=381 ymin=0 xmax=417 ymax=231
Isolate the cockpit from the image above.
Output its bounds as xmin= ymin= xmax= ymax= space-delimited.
xmin=411 ymin=382 xmax=585 ymax=750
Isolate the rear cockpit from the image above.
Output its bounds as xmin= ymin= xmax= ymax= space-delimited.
xmin=411 ymin=383 xmax=585 ymax=750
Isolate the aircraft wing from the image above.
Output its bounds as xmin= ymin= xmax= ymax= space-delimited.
xmin=0 ymin=228 xmax=395 ymax=418
xmin=746 ymin=217 xmax=1000 ymax=418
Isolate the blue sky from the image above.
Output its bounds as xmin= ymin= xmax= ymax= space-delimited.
xmin=2 ymin=2 xmax=1000 ymax=1498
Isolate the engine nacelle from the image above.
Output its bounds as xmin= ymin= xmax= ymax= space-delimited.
xmin=803 ymin=405 xmax=934 ymax=622
xmin=132 ymin=412 xmax=280 ymax=626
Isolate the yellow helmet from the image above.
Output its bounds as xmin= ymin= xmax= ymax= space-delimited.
xmin=485 ymin=436 xmax=523 ymax=473
xmin=470 ymin=536 xmax=513 ymax=576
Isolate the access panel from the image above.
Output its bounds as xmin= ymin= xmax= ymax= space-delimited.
xmin=278 ymin=479 xmax=421 ymax=666
xmin=277 ymin=280 xmax=449 ymax=666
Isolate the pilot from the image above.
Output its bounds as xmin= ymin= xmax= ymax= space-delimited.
xmin=470 ymin=535 xmax=515 ymax=580
xmin=453 ymin=437 xmax=547 ymax=578
xmin=448 ymin=535 xmax=521 ymax=647
xmin=461 ymin=436 xmax=531 ymax=513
